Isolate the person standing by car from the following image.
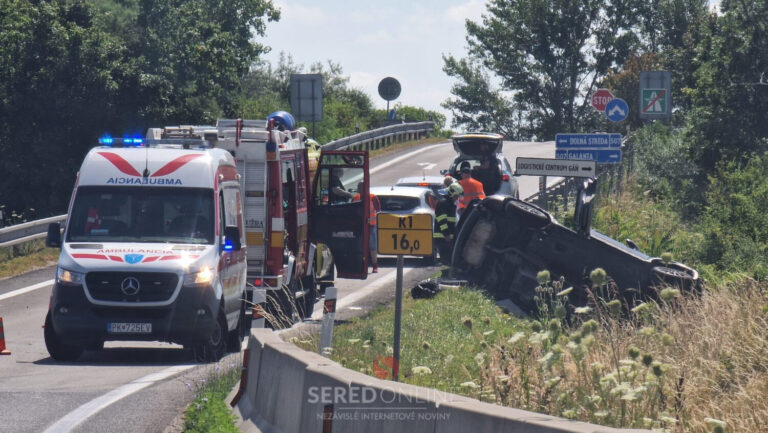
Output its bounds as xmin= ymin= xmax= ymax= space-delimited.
xmin=434 ymin=182 xmax=463 ymax=264
xmin=457 ymin=167 xmax=486 ymax=219
xmin=354 ymin=182 xmax=382 ymax=273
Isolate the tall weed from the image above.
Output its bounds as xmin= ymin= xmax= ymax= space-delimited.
xmin=480 ymin=280 xmax=768 ymax=432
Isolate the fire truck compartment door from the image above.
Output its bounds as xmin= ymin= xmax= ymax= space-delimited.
xmin=311 ymin=151 xmax=370 ymax=279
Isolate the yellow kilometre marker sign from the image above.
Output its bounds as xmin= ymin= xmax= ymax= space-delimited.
xmin=377 ymin=213 xmax=433 ymax=256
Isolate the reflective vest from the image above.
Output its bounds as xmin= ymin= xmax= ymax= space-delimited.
xmin=458 ymin=178 xmax=486 ymax=209
xmin=353 ymin=193 xmax=380 ymax=225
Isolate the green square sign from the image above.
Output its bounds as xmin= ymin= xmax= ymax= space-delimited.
xmin=641 ymin=88 xmax=668 ymax=114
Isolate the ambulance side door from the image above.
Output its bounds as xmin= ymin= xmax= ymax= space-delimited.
xmin=310 ymin=151 xmax=370 ymax=279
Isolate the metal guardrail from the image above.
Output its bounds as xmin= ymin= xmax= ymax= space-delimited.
xmin=0 ymin=214 xmax=66 ymax=249
xmin=0 ymin=122 xmax=436 ymax=249
xmin=323 ymin=121 xmax=435 ymax=150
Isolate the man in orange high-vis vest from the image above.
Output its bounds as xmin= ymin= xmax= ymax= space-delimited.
xmin=457 ymin=167 xmax=486 ymax=219
xmin=354 ymin=183 xmax=382 ymax=272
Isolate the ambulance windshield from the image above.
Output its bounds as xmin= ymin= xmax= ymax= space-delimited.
xmin=67 ymin=186 xmax=215 ymax=244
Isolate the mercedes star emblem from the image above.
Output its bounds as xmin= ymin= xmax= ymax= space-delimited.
xmin=120 ymin=276 xmax=141 ymax=296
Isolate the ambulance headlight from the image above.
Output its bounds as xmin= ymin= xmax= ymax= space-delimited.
xmin=57 ymin=267 xmax=85 ymax=286
xmin=184 ymin=266 xmax=214 ymax=286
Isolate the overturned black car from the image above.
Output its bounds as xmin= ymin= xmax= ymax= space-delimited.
xmin=450 ymin=179 xmax=702 ymax=311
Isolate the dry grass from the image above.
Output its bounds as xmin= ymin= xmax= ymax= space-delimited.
xmin=479 ymin=279 xmax=768 ymax=432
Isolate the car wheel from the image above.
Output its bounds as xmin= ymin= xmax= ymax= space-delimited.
xmin=226 ymin=298 xmax=246 ymax=353
xmin=504 ymin=200 xmax=550 ymax=228
xmin=44 ymin=312 xmax=83 ymax=362
xmin=193 ymin=308 xmax=228 ymax=362
xmin=652 ymin=266 xmax=697 ymax=292
xmin=86 ymin=340 xmax=105 ymax=351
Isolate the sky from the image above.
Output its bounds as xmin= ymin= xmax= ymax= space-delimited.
xmin=262 ymin=0 xmax=486 ymax=126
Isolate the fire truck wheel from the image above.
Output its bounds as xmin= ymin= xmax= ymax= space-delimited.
xmin=227 ymin=299 xmax=246 ymax=352
xmin=299 ymin=275 xmax=318 ymax=319
xmin=44 ymin=312 xmax=84 ymax=362
xmin=192 ymin=309 xmax=227 ymax=362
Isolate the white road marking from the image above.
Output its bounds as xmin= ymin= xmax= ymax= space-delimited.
xmin=0 ymin=279 xmax=54 ymax=301
xmin=370 ymin=143 xmax=446 ymax=175
xmin=416 ymin=162 xmax=437 ymax=171
xmin=344 ymin=142 xmax=448 ymax=187
xmin=42 ymin=364 xmax=195 ymax=433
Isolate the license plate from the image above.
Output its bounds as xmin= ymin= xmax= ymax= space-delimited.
xmin=107 ymin=322 xmax=152 ymax=334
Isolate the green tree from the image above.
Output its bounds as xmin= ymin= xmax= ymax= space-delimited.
xmin=685 ymin=0 xmax=768 ymax=178
xmin=635 ymin=0 xmax=709 ymax=111
xmin=446 ymin=0 xmax=643 ymax=138
xmin=441 ymin=56 xmax=522 ymax=137
xmin=0 ymin=0 xmax=126 ymax=220
xmin=0 ymin=0 xmax=281 ymax=219
xmin=241 ymin=55 xmax=382 ymax=144
xmin=697 ymin=152 xmax=768 ymax=272
xmin=133 ymin=0 xmax=279 ymax=124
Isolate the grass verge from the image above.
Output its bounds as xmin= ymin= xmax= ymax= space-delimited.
xmin=0 ymin=240 xmax=59 ymax=279
xmin=292 ymin=285 xmax=528 ymax=393
xmin=182 ymin=361 xmax=241 ymax=433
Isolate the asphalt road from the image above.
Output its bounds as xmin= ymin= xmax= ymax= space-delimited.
xmin=0 ymin=139 xmax=556 ymax=433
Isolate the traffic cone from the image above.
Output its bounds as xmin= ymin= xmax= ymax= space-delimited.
xmin=0 ymin=317 xmax=10 ymax=355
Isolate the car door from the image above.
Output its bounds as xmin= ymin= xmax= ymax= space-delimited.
xmin=310 ymin=151 xmax=370 ymax=279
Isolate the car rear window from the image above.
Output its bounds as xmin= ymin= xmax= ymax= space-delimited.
xmin=378 ymin=196 xmax=421 ymax=212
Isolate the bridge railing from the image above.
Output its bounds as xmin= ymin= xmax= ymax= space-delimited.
xmin=0 ymin=214 xmax=66 ymax=249
xmin=323 ymin=121 xmax=435 ymax=151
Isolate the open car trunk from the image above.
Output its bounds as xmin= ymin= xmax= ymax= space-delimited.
xmin=452 ymin=133 xmax=503 ymax=156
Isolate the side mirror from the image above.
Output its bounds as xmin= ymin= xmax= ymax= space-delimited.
xmin=222 ymin=226 xmax=242 ymax=252
xmin=46 ymin=222 xmax=61 ymax=248
xmin=439 ymin=169 xmax=448 ymax=176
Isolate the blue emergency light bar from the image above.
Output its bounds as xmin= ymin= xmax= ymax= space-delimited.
xmin=98 ymin=134 xmax=144 ymax=147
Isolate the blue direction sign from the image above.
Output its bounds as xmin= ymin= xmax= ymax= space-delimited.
xmin=556 ymin=149 xmax=622 ymax=163
xmin=605 ymin=98 xmax=629 ymax=122
xmin=555 ymin=133 xmax=622 ymax=149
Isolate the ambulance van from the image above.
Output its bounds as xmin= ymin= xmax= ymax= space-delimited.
xmin=44 ymin=134 xmax=247 ymax=362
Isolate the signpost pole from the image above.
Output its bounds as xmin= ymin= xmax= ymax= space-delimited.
xmin=393 ymin=254 xmax=404 ymax=382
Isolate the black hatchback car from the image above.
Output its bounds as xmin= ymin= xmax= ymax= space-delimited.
xmin=451 ymin=179 xmax=701 ymax=311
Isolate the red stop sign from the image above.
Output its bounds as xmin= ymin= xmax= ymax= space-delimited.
xmin=591 ymin=88 xmax=614 ymax=112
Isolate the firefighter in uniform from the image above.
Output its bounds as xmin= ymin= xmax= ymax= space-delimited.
xmin=457 ymin=166 xmax=486 ymax=220
xmin=434 ymin=181 xmax=463 ymax=265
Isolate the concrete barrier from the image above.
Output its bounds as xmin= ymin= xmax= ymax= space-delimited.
xmin=232 ymin=329 xmax=654 ymax=433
